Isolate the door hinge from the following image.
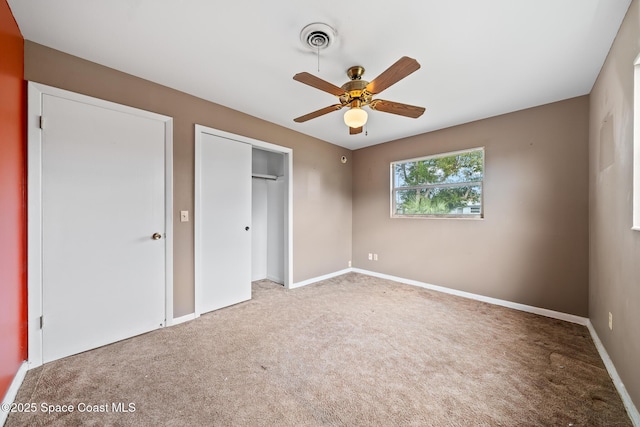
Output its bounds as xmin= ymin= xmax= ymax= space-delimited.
xmin=39 ymin=116 xmax=45 ymax=130
xmin=39 ymin=315 xmax=44 ymax=329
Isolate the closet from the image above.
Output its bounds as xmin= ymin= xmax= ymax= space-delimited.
xmin=251 ymin=148 xmax=285 ymax=284
xmin=195 ymin=125 xmax=292 ymax=315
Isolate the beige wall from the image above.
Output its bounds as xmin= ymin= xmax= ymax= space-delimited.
xmin=589 ymin=0 xmax=640 ymax=410
xmin=353 ymin=96 xmax=589 ymax=316
xmin=24 ymin=41 xmax=353 ymax=317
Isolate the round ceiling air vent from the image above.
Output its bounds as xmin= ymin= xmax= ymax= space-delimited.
xmin=300 ymin=23 xmax=337 ymax=51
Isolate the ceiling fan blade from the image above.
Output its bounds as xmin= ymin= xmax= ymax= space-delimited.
xmin=293 ymin=72 xmax=346 ymax=97
xmin=293 ymin=104 xmax=344 ymax=123
xmin=349 ymin=126 xmax=363 ymax=135
xmin=365 ymin=56 xmax=421 ymax=95
xmin=370 ymin=99 xmax=425 ymax=118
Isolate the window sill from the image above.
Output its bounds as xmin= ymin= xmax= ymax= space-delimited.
xmin=391 ymin=215 xmax=484 ymax=220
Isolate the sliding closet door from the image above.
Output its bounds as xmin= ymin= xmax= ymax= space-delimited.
xmin=196 ymin=133 xmax=252 ymax=314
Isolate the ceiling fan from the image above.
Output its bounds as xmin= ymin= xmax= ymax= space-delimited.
xmin=293 ymin=56 xmax=425 ymax=135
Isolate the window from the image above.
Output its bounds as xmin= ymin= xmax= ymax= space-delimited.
xmin=391 ymin=148 xmax=484 ymax=218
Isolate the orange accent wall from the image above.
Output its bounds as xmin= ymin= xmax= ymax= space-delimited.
xmin=0 ymin=0 xmax=27 ymax=400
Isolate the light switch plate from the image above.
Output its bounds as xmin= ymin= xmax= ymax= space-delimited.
xmin=180 ymin=210 xmax=189 ymax=222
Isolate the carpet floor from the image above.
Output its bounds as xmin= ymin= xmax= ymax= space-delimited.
xmin=5 ymin=273 xmax=632 ymax=426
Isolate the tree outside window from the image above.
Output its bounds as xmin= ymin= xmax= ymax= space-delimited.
xmin=391 ymin=148 xmax=484 ymax=218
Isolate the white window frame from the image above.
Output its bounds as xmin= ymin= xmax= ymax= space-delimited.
xmin=390 ymin=147 xmax=485 ymax=219
xmin=633 ymin=54 xmax=640 ymax=231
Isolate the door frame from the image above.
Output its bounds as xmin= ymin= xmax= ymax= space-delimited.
xmin=27 ymin=82 xmax=174 ymax=367
xmin=194 ymin=125 xmax=293 ymax=317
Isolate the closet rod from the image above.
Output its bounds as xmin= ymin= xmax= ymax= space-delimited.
xmin=251 ymin=173 xmax=278 ymax=181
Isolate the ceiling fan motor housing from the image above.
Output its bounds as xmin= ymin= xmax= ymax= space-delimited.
xmin=340 ymin=79 xmax=372 ymax=106
xmin=341 ymin=67 xmax=371 ymax=106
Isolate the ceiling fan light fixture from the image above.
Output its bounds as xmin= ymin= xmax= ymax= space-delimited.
xmin=344 ymin=107 xmax=368 ymax=128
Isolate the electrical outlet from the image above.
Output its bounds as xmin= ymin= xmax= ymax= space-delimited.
xmin=373 ymin=253 xmax=378 ymax=261
xmin=348 ymin=260 xmax=352 ymax=268
xmin=180 ymin=210 xmax=189 ymax=222
xmin=368 ymin=253 xmax=373 ymax=260
xmin=609 ymin=312 xmax=613 ymax=330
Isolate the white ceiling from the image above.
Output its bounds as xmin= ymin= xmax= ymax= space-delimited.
xmin=8 ymin=0 xmax=631 ymax=150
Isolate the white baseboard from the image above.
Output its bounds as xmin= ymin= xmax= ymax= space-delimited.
xmin=586 ymin=321 xmax=640 ymax=426
xmin=1 ymin=361 xmax=29 ymax=427
xmin=171 ymin=313 xmax=197 ymax=326
xmin=352 ymin=268 xmax=589 ymax=325
xmin=289 ymin=268 xmax=353 ymax=289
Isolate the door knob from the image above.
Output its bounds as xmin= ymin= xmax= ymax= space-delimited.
xmin=152 ymin=232 xmax=162 ymax=240
xmin=245 ymin=226 xmax=250 ymax=231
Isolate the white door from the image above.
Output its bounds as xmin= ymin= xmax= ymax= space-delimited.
xmin=196 ymin=133 xmax=252 ymax=314
xmin=41 ymin=94 xmax=167 ymax=363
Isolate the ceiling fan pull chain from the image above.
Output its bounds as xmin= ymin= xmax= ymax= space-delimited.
xmin=317 ymin=45 xmax=320 ymax=72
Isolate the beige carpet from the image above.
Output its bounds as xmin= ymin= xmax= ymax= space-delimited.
xmin=6 ymin=273 xmax=632 ymax=426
